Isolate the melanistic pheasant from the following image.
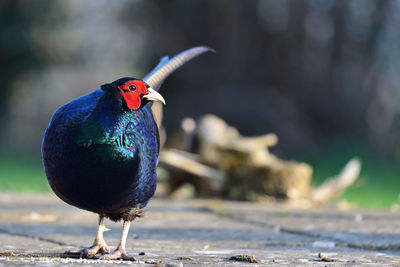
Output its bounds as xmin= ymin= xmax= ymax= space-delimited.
xmin=42 ymin=47 xmax=212 ymax=260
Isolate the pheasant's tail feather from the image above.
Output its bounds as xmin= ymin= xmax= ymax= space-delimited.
xmin=143 ymin=46 xmax=215 ymax=91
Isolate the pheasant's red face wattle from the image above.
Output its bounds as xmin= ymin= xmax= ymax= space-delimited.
xmin=117 ymin=80 xmax=148 ymax=110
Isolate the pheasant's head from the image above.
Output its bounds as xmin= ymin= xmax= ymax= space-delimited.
xmin=102 ymin=77 xmax=165 ymax=110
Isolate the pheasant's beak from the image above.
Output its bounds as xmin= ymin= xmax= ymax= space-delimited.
xmin=143 ymin=88 xmax=166 ymax=105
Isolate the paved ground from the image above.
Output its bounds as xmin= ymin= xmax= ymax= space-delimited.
xmin=0 ymin=193 xmax=400 ymax=266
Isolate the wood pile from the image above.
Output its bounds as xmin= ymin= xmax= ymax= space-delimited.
xmin=157 ymin=114 xmax=361 ymax=204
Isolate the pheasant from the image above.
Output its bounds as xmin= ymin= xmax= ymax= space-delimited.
xmin=42 ymin=46 xmax=213 ymax=260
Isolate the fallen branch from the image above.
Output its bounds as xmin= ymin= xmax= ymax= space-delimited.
xmin=159 ymin=149 xmax=225 ymax=191
xmin=312 ymin=158 xmax=361 ymax=203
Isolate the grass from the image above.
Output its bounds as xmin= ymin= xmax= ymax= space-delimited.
xmin=1 ymin=140 xmax=399 ymax=209
xmin=296 ymin=139 xmax=400 ymax=209
xmin=0 ymin=152 xmax=50 ymax=193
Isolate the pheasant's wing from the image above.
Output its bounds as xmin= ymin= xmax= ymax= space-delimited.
xmin=46 ymin=89 xmax=103 ymax=130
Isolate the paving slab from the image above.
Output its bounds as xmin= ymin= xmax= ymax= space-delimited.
xmin=0 ymin=193 xmax=399 ymax=266
xmin=213 ymin=200 xmax=400 ymax=251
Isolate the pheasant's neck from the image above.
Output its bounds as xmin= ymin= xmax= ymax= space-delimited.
xmin=80 ymin=91 xmax=132 ymax=143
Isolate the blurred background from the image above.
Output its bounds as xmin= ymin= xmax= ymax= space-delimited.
xmin=0 ymin=0 xmax=399 ymax=208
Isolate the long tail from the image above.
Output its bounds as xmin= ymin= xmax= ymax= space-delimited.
xmin=143 ymin=46 xmax=215 ymax=91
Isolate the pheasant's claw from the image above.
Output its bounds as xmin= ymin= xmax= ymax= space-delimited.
xmin=99 ymin=248 xmax=135 ymax=261
xmin=80 ymin=243 xmax=111 ymax=258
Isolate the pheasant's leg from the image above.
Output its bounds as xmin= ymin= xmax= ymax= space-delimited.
xmin=81 ymin=215 xmax=110 ymax=257
xmin=100 ymin=220 xmax=134 ymax=260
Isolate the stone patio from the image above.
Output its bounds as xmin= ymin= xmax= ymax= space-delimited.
xmin=0 ymin=193 xmax=399 ymax=266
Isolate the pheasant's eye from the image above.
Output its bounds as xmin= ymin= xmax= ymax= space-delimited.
xmin=128 ymin=85 xmax=136 ymax=91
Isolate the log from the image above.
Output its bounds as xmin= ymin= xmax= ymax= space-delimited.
xmin=159 ymin=149 xmax=225 ymax=191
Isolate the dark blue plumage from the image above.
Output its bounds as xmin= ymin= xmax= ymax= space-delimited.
xmin=42 ymin=80 xmax=159 ymax=220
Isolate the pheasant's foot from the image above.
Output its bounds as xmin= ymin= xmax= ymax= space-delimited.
xmin=99 ymin=248 xmax=135 ymax=261
xmin=81 ymin=243 xmax=110 ymax=258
